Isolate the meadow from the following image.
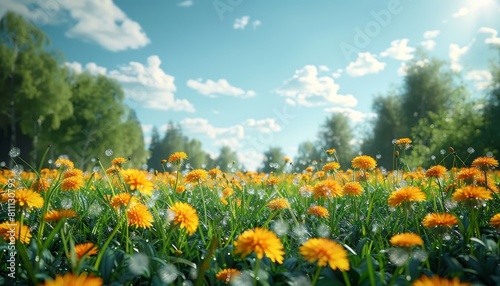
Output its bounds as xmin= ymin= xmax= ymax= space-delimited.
xmin=1 ymin=140 xmax=500 ymax=286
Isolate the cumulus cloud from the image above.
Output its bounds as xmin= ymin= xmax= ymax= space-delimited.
xmin=177 ymin=0 xmax=193 ymax=7
xmin=421 ymin=30 xmax=440 ymax=50
xmin=252 ymin=20 xmax=261 ymax=30
xmin=108 ymin=55 xmax=195 ymax=112
xmin=478 ymin=27 xmax=500 ymax=46
xmin=452 ymin=7 xmax=469 ymax=18
xmin=346 ymin=53 xmax=386 ymax=77
xmin=234 ymin=16 xmax=250 ymax=29
xmin=380 ymin=39 xmax=415 ymax=61
xmin=465 ymin=70 xmax=493 ymax=90
xmin=275 ymin=65 xmax=358 ymax=107
xmin=65 ymin=61 xmax=107 ymax=75
xmin=244 ymin=118 xmax=281 ymax=133
xmin=323 ymin=107 xmax=377 ymax=123
xmin=449 ymin=43 xmax=472 ymax=72
xmin=397 ymin=59 xmax=429 ymax=76
xmin=180 ymin=118 xmax=245 ymax=140
xmin=0 ymin=0 xmax=150 ymax=52
xmin=186 ymin=79 xmax=256 ymax=98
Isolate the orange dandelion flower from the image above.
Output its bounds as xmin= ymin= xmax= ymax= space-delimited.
xmin=127 ymin=204 xmax=154 ymax=228
xmin=216 ymin=268 xmax=241 ymax=284
xmin=15 ymin=188 xmax=44 ymax=209
xmin=45 ymin=209 xmax=78 ymax=222
xmin=390 ymin=233 xmax=424 ymax=248
xmin=266 ymin=198 xmax=290 ymax=210
xmin=342 ymin=182 xmax=364 ymax=196
xmin=395 ymin=138 xmax=412 ymax=146
xmin=169 ymin=202 xmax=199 ymax=235
xmin=284 ymin=157 xmax=291 ymax=163
xmin=0 ymin=221 xmax=32 ymax=244
xmin=425 ymin=165 xmax=447 ymax=179
xmin=184 ymin=169 xmax=208 ymax=184
xmin=412 ymin=275 xmax=471 ymax=286
xmin=351 ymin=155 xmax=377 ymax=170
xmin=490 ymin=213 xmax=500 ymax=229
xmin=176 ymin=185 xmax=186 ymax=193
xmin=456 ymin=167 xmax=481 ymax=184
xmin=63 ymin=168 xmax=84 ymax=179
xmin=220 ymin=197 xmax=229 ymax=205
xmin=222 ymin=187 xmax=234 ymax=198
xmin=471 ymin=156 xmax=499 ymax=171
xmin=111 ymin=157 xmax=127 ymax=168
xmin=61 ymin=176 xmax=85 ymax=191
xmin=300 ymin=238 xmax=350 ymax=271
xmin=313 ymin=179 xmax=342 ymax=199
xmin=307 ymin=205 xmax=330 ymax=218
xmin=110 ymin=193 xmax=134 ymax=209
xmin=74 ymin=243 xmax=98 ymax=259
xmin=122 ymin=169 xmax=154 ymax=196
xmin=54 ymin=158 xmax=74 ymax=169
xmin=208 ymin=168 xmax=222 ymax=178
xmin=30 ymin=178 xmax=51 ymax=192
xmin=322 ymin=162 xmax=340 ymax=172
xmin=305 ymin=166 xmax=314 ymax=172
xmin=452 ymin=186 xmax=492 ymax=202
xmin=388 ymin=186 xmax=426 ymax=207
xmin=41 ymin=272 xmax=103 ymax=286
xmin=326 ymin=148 xmax=336 ymax=155
xmin=422 ymin=213 xmax=459 ymax=228
xmin=265 ymin=177 xmax=280 ymax=187
xmin=234 ymin=228 xmax=285 ymax=264
xmin=168 ymin=152 xmax=188 ymax=164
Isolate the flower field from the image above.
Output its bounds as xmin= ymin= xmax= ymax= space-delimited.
xmin=1 ymin=145 xmax=500 ymax=286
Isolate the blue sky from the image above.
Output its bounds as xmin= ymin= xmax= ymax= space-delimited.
xmin=2 ymin=0 xmax=499 ymax=170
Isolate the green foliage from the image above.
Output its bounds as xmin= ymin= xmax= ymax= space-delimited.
xmin=316 ymin=113 xmax=355 ymax=168
xmin=259 ymin=146 xmax=286 ymax=173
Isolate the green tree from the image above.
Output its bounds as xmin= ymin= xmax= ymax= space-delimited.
xmin=480 ymin=51 xmax=500 ymax=156
xmin=258 ymin=146 xmax=286 ymax=173
xmin=214 ymin=146 xmax=239 ymax=172
xmin=184 ymin=139 xmax=207 ymax=169
xmin=293 ymin=141 xmax=321 ymax=172
xmin=147 ymin=127 xmax=163 ymax=171
xmin=0 ymin=12 xmax=72 ymax=164
xmin=120 ymin=110 xmax=148 ymax=168
xmin=316 ymin=113 xmax=354 ymax=169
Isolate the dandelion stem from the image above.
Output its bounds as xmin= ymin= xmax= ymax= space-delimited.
xmin=311 ymin=266 xmax=322 ymax=286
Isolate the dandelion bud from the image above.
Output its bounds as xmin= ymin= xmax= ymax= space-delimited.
xmin=161 ymin=159 xmax=167 ymax=164
xmin=154 ymin=170 xmax=159 ymax=176
xmin=395 ymin=151 xmax=399 ymax=158
xmin=449 ymin=147 xmax=455 ymax=154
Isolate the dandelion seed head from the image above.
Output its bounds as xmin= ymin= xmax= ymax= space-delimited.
xmin=61 ymin=198 xmax=73 ymax=209
xmin=230 ymin=270 xmax=252 ymax=286
xmin=317 ymin=224 xmax=330 ymax=238
xmin=12 ymin=165 xmax=23 ymax=176
xmin=272 ymin=219 xmax=289 ymax=236
xmin=129 ymin=253 xmax=149 ymax=275
xmin=388 ymin=248 xmax=410 ymax=267
xmin=105 ymin=149 xmax=113 ymax=157
xmin=288 ymin=276 xmax=310 ymax=286
xmin=292 ymin=224 xmax=309 ymax=243
xmin=376 ymin=153 xmax=382 ymax=159
xmin=88 ymin=204 xmax=103 ymax=217
xmin=413 ymin=249 xmax=428 ymax=262
xmin=0 ymin=161 xmax=5 ymax=167
xmin=440 ymin=149 xmax=446 ymax=155
xmin=158 ymin=264 xmax=179 ymax=284
xmin=182 ymin=281 xmax=193 ymax=286
xmin=431 ymin=155 xmax=436 ymax=160
xmin=467 ymin=147 xmax=475 ymax=154
xmin=9 ymin=147 xmax=21 ymax=158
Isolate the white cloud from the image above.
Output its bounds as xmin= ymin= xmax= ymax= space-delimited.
xmin=109 ymin=55 xmax=195 ymax=112
xmin=465 ymin=70 xmax=493 ymax=90
xmin=332 ymin=69 xmax=343 ymax=78
xmin=0 ymin=0 xmax=150 ymax=51
xmin=180 ymin=118 xmax=245 ymax=140
xmin=234 ymin=16 xmax=250 ymax=30
xmin=380 ymin=39 xmax=415 ymax=61
xmin=237 ymin=150 xmax=266 ymax=172
xmin=449 ymin=43 xmax=472 ymax=72
xmin=275 ymin=65 xmax=358 ymax=107
xmin=323 ymin=107 xmax=377 ymax=123
xmin=141 ymin=124 xmax=154 ymax=134
xmin=187 ymin=79 xmax=256 ymax=98
xmin=252 ymin=20 xmax=261 ymax=30
xmin=453 ymin=7 xmax=469 ymax=18
xmin=177 ymin=0 xmax=193 ymax=7
xmin=421 ymin=30 xmax=440 ymax=50
xmin=244 ymin=119 xmax=281 ymax=133
xmin=397 ymin=59 xmax=429 ymax=76
xmin=478 ymin=27 xmax=500 ymax=46
xmin=346 ymin=53 xmax=386 ymax=77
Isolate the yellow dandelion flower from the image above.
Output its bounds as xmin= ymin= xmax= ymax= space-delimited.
xmin=266 ymin=198 xmax=290 ymax=210
xmin=220 ymin=197 xmax=229 ymax=205
xmin=44 ymin=209 xmax=78 ymax=222
xmin=63 ymin=168 xmax=84 ymax=179
xmin=490 ymin=213 xmax=500 ymax=229
xmin=30 ymin=178 xmax=51 ymax=192
xmin=74 ymin=243 xmax=98 ymax=259
xmin=390 ymin=233 xmax=424 ymax=248
xmin=265 ymin=177 xmax=280 ymax=187
xmin=61 ymin=176 xmax=85 ymax=191
xmin=122 ymin=169 xmax=154 ymax=196
xmin=388 ymin=186 xmax=426 ymax=207
xmin=425 ymin=165 xmax=447 ymax=179
xmin=322 ymin=162 xmax=340 ymax=172
xmin=342 ymin=182 xmax=364 ymax=196
xmin=456 ymin=167 xmax=481 ymax=184
xmin=284 ymin=157 xmax=291 ymax=163
xmin=54 ymin=158 xmax=74 ymax=169
xmin=216 ymin=268 xmax=241 ymax=284
xmin=15 ymin=188 xmax=44 ymax=209
xmin=111 ymin=157 xmax=127 ymax=168
xmin=185 ymin=169 xmax=208 ymax=184
xmin=326 ymin=148 xmax=336 ymax=155
xmin=351 ymin=155 xmax=377 ymax=170
xmin=307 ymin=205 xmax=330 ymax=218
xmin=176 ymin=185 xmax=186 ymax=193
xmin=313 ymin=179 xmax=342 ymax=198
xmin=41 ymin=272 xmax=103 ymax=286
xmin=169 ymin=202 xmax=199 ymax=235
xmin=127 ymin=204 xmax=154 ymax=228
xmin=234 ymin=228 xmax=285 ymax=264
xmin=300 ymin=238 xmax=350 ymax=271
xmin=395 ymin=138 xmax=412 ymax=146
xmin=422 ymin=213 xmax=459 ymax=228
xmin=412 ymin=275 xmax=471 ymax=286
xmin=452 ymin=186 xmax=492 ymax=202
xmin=168 ymin=152 xmax=188 ymax=164
xmin=0 ymin=221 xmax=32 ymax=244
xmin=471 ymin=156 xmax=499 ymax=171
xmin=305 ymin=166 xmax=314 ymax=172
xmin=110 ymin=193 xmax=135 ymax=209
xmin=208 ymin=168 xmax=222 ymax=178
xmin=222 ymin=187 xmax=234 ymax=198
